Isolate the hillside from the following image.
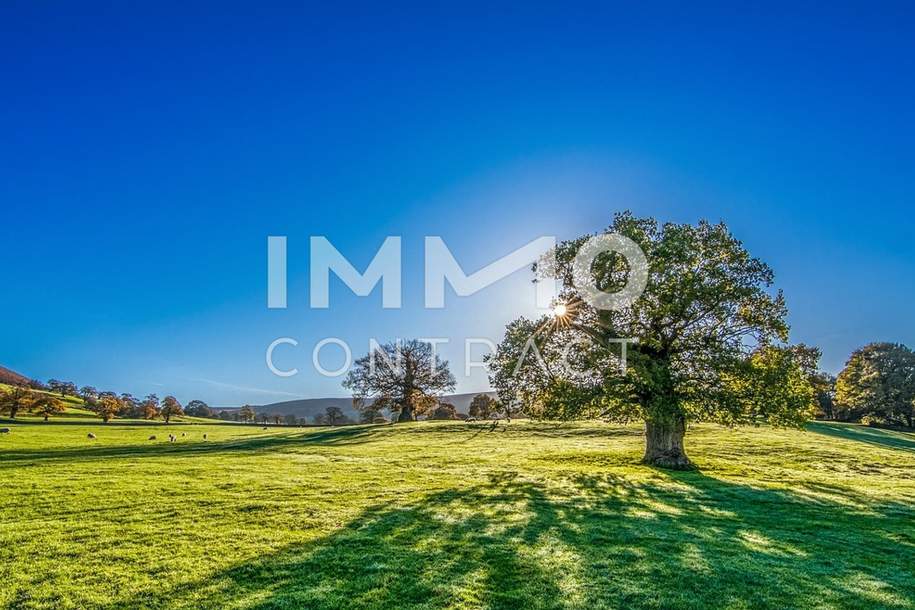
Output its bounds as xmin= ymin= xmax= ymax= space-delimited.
xmin=0 ymin=365 xmax=30 ymax=386
xmin=1 ymin=420 xmax=913 ymax=609
xmin=251 ymin=391 xmax=498 ymax=420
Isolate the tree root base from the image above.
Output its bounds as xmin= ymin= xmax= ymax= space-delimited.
xmin=642 ymin=454 xmax=696 ymax=471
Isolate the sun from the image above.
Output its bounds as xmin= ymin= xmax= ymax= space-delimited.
xmin=552 ymin=303 xmax=568 ymax=318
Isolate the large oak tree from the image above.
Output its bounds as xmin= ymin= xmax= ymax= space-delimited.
xmin=344 ymin=339 xmax=455 ymax=422
xmin=489 ymin=213 xmax=816 ymax=468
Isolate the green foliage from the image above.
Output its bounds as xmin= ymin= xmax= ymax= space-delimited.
xmin=185 ymin=399 xmax=213 ymax=418
xmin=0 ymin=420 xmax=913 ymax=609
xmin=835 ymin=343 xmax=915 ymax=427
xmin=490 ymin=213 xmax=816 ymax=465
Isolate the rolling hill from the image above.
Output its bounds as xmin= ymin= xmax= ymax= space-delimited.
xmin=0 ymin=365 xmax=30 ymax=386
xmin=247 ymin=392 xmax=498 ymax=420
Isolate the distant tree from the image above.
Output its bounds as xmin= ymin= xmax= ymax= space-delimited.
xmin=31 ymin=394 xmax=65 ymax=421
xmin=120 ymin=393 xmax=140 ymax=418
xmin=359 ymin=406 xmax=385 ymax=424
xmin=160 ymin=396 xmax=184 ymax=424
xmin=185 ymin=400 xmax=213 ymax=418
xmin=271 ymin=414 xmax=282 ymax=425
xmin=141 ymin=394 xmax=160 ymax=420
xmin=344 ymin=339 xmax=456 ymax=422
xmin=238 ymin=405 xmax=256 ymax=423
xmin=284 ymin=413 xmax=298 ymax=426
xmin=0 ymin=386 xmax=34 ymax=419
xmin=79 ymin=386 xmax=99 ymax=402
xmin=785 ymin=344 xmax=836 ymax=420
xmin=48 ymin=380 xmax=78 ymax=397
xmin=430 ymin=402 xmax=459 ymax=420
xmin=94 ymin=394 xmax=123 ymax=423
xmin=490 ymin=213 xmax=815 ymax=468
xmin=28 ymin=379 xmax=48 ymax=391
xmin=259 ymin=413 xmax=269 ymax=425
xmin=835 ymin=343 xmax=915 ymax=428
xmin=325 ymin=406 xmax=345 ymax=426
xmin=811 ymin=372 xmax=837 ymax=420
xmin=313 ymin=413 xmax=329 ymax=425
xmin=469 ymin=394 xmax=499 ymax=419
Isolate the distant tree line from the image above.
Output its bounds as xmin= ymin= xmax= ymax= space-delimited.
xmin=0 ymin=378 xmax=219 ymax=425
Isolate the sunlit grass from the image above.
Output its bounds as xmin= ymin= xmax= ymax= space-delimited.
xmin=1 ymin=420 xmax=913 ymax=609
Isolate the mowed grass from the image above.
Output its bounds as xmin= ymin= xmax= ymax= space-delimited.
xmin=1 ymin=420 xmax=914 ymax=610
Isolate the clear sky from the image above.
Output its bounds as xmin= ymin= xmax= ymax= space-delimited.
xmin=2 ymin=2 xmax=913 ymax=406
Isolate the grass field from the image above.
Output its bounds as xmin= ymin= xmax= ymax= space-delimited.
xmin=1 ymin=420 xmax=914 ymax=610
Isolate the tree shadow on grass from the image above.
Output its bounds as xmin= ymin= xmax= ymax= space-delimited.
xmin=111 ymin=469 xmax=915 ymax=610
xmin=0 ymin=425 xmax=390 ymax=463
xmin=808 ymin=421 xmax=915 ymax=454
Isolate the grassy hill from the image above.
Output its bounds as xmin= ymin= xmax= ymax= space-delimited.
xmin=0 ymin=383 xmax=217 ymax=425
xmin=1 ymin=420 xmax=913 ymax=609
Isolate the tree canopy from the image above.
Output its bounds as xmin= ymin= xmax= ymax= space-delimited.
xmin=489 ymin=212 xmax=816 ymax=468
xmin=835 ymin=342 xmax=915 ymax=428
xmin=344 ymin=339 xmax=455 ymax=422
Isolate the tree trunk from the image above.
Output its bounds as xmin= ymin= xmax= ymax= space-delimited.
xmin=642 ymin=416 xmax=693 ymax=470
xmin=397 ymin=404 xmax=415 ymax=422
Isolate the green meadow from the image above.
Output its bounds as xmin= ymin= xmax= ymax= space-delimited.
xmin=2 ymin=420 xmax=913 ymax=610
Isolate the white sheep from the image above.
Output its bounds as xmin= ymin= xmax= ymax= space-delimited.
xmin=87 ymin=433 xmax=97 ymax=439
xmin=168 ymin=434 xmax=176 ymax=442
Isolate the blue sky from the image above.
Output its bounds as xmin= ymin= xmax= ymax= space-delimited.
xmin=2 ymin=2 xmax=914 ymax=406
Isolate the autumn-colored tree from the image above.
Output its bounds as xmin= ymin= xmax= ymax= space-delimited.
xmin=140 ymin=394 xmax=160 ymax=420
xmin=94 ymin=394 xmax=123 ymax=423
xmin=159 ymin=396 xmax=184 ymax=424
xmin=0 ymin=386 xmax=35 ymax=419
xmin=31 ymin=394 xmax=66 ymax=421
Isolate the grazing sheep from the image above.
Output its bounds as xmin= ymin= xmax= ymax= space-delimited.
xmin=148 ymin=435 xmax=157 ymax=440
xmin=262 ymin=426 xmax=268 ymax=430
xmin=181 ymin=432 xmax=186 ymax=437
xmin=203 ymin=433 xmax=208 ymax=440
xmin=466 ymin=417 xmax=477 ymax=423
xmin=168 ymin=434 xmax=176 ymax=442
xmin=87 ymin=433 xmax=97 ymax=439
xmin=0 ymin=428 xmax=10 ymax=434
